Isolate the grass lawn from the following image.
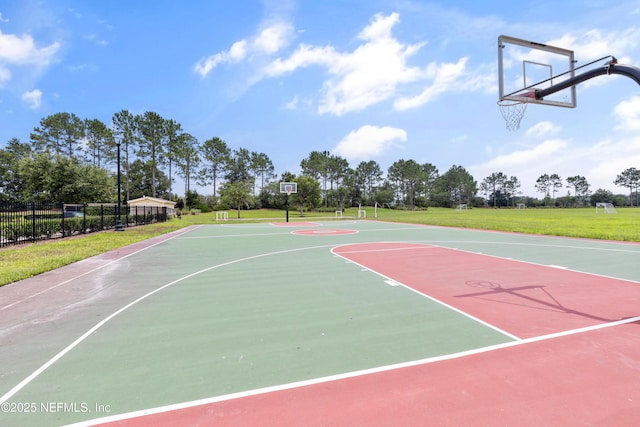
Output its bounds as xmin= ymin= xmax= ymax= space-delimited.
xmin=1 ymin=206 xmax=638 ymax=287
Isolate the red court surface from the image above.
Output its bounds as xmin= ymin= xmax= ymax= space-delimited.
xmin=86 ymin=241 xmax=640 ymax=427
xmin=333 ymin=242 xmax=640 ymax=338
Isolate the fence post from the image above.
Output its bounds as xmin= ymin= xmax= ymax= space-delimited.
xmin=61 ymin=203 xmax=66 ymax=238
xmin=82 ymin=203 xmax=87 ymax=233
xmin=31 ymin=202 xmax=36 ymax=243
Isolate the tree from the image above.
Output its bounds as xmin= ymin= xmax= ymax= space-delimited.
xmin=433 ymin=165 xmax=477 ymax=207
xmin=354 ymin=160 xmax=382 ymax=202
xmin=481 ymin=172 xmax=507 ymax=207
xmin=504 ymin=175 xmax=521 ymax=206
xmin=326 ymin=154 xmax=350 ymax=191
xmin=30 ymin=112 xmax=85 ymax=159
xmin=112 ymin=109 xmax=137 ymax=201
xmin=199 ymin=137 xmax=230 ymax=199
xmin=219 ymin=180 xmax=253 ymax=218
xmin=566 ymin=175 xmax=590 ymax=206
xmin=300 ymin=150 xmax=330 ymax=204
xmin=549 ymin=174 xmax=562 ymax=205
xmin=85 ymin=118 xmax=114 ymax=168
xmin=17 ymin=153 xmax=114 ymax=203
xmin=292 ymin=175 xmax=322 ymax=215
xmin=135 ymin=111 xmax=167 ymax=198
xmin=164 ymin=119 xmax=183 ymax=196
xmin=590 ymin=188 xmax=615 ymax=205
xmin=614 ymin=167 xmax=640 ymax=206
xmin=174 ymin=133 xmax=200 ymax=196
xmin=225 ymin=148 xmax=253 ymax=183
xmin=421 ymin=163 xmax=439 ymax=206
xmin=127 ymin=159 xmax=171 ymax=200
xmin=0 ymin=138 xmax=32 ymax=201
xmin=387 ymin=159 xmax=423 ymax=209
xmin=535 ymin=174 xmax=551 ymax=205
xmin=250 ymin=151 xmax=275 ymax=195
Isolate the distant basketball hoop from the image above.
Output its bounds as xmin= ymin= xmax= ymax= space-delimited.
xmin=280 ymin=182 xmax=297 ymax=223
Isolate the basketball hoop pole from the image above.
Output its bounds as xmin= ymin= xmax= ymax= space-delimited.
xmin=535 ymin=62 xmax=640 ymax=99
xmin=285 ymin=193 xmax=289 ymax=222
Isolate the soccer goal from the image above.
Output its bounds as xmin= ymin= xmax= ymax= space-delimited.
xmin=455 ymin=204 xmax=468 ymax=211
xmin=595 ymin=202 xmax=617 ymax=214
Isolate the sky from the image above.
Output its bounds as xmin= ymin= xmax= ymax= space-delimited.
xmin=1 ymin=0 xmax=640 ymax=198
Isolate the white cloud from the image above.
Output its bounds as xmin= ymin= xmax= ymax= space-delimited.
xmin=194 ymin=41 xmax=248 ymax=77
xmin=525 ymin=121 xmax=561 ymax=137
xmin=394 ymin=57 xmax=468 ymax=110
xmin=264 ymin=12 xmax=432 ymax=115
xmin=21 ymin=89 xmax=42 ymax=109
xmin=0 ymin=30 xmax=60 ymax=66
xmin=313 ymin=13 xmax=426 ymax=115
xmin=613 ymin=95 xmax=640 ymax=131
xmin=543 ymin=29 xmax=640 ymax=91
xmin=253 ymin=23 xmax=292 ymax=54
xmin=332 ymin=125 xmax=407 ymax=162
xmin=471 ymin=122 xmax=640 ymax=197
xmin=194 ymin=22 xmax=293 ymax=77
xmin=204 ymin=12 xmax=481 ymax=116
xmin=0 ymin=28 xmax=59 ymax=89
xmin=478 ymin=139 xmax=569 ymax=170
xmin=549 ymin=29 xmax=640 ymax=65
xmin=263 ymin=44 xmax=336 ymax=75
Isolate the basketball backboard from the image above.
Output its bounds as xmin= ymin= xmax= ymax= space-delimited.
xmin=279 ymin=182 xmax=297 ymax=194
xmin=498 ymin=35 xmax=576 ymax=108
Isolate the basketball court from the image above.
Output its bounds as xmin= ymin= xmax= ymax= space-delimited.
xmin=1 ymin=35 xmax=640 ymax=427
xmin=1 ymin=220 xmax=639 ymax=426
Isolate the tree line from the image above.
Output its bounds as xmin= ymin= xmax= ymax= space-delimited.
xmin=1 ymin=110 xmax=639 ymax=211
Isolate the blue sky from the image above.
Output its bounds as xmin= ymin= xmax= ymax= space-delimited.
xmin=1 ymin=0 xmax=639 ymax=197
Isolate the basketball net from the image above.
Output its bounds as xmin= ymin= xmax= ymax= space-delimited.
xmin=497 ymin=99 xmax=528 ymax=131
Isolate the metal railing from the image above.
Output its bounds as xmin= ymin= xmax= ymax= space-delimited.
xmin=0 ymin=202 xmax=168 ymax=248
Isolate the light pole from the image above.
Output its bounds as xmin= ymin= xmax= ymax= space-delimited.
xmin=115 ymin=141 xmax=125 ymax=232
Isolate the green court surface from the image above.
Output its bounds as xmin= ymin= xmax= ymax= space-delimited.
xmin=1 ymin=220 xmax=638 ymax=426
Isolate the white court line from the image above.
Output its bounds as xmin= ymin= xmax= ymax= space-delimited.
xmin=0 ymin=226 xmax=199 ymax=313
xmin=62 ymin=315 xmax=640 ymax=427
xmin=330 ymin=243 xmax=521 ymax=341
xmin=0 ymin=242 xmax=340 ymax=406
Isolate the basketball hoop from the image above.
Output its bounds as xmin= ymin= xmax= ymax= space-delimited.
xmin=497 ymin=90 xmax=537 ymax=131
xmin=497 ymin=98 xmax=528 ymax=131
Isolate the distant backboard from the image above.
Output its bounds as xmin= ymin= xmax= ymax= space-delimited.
xmin=498 ymin=35 xmax=576 ymax=108
xmin=279 ymin=182 xmax=297 ymax=194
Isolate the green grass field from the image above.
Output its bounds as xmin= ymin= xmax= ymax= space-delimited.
xmin=1 ymin=206 xmax=638 ymax=287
